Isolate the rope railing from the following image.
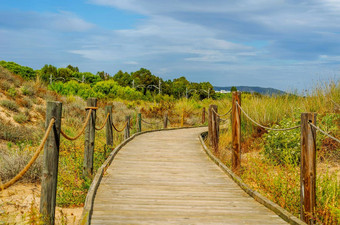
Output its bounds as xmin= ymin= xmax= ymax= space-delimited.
xmin=60 ymin=109 xmax=93 ymax=140
xmin=95 ymin=113 xmax=110 ymax=131
xmin=0 ymin=118 xmax=55 ymax=190
xmin=141 ymin=118 xmax=163 ymax=125
xmin=236 ymin=102 xmax=300 ymax=131
xmin=112 ymin=121 xmax=128 ymax=132
xmin=309 ymin=122 xmax=340 ymax=143
xmin=211 ymin=107 xmax=232 ymax=117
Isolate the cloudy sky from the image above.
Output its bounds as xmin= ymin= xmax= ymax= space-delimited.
xmin=1 ymin=0 xmax=339 ymax=91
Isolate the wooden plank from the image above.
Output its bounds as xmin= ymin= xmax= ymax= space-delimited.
xmin=91 ymin=128 xmax=289 ymax=224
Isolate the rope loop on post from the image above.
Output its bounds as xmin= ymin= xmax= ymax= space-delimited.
xmin=95 ymin=113 xmax=110 ymax=131
xmin=112 ymin=121 xmax=128 ymax=132
xmin=211 ymin=107 xmax=232 ymax=117
xmin=141 ymin=118 xmax=163 ymax=126
xmin=60 ymin=109 xmax=93 ymax=140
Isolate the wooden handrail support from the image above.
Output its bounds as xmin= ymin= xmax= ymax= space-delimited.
xmin=300 ymin=113 xmax=317 ymax=224
xmin=40 ymin=101 xmax=62 ymax=225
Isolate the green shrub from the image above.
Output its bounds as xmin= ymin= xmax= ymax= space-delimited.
xmin=0 ymin=80 xmax=11 ymax=91
xmin=263 ymin=117 xmax=301 ymax=165
xmin=14 ymin=113 xmax=29 ymax=123
xmin=7 ymin=87 xmax=17 ymax=98
xmin=49 ymin=80 xmax=145 ymax=100
xmin=21 ymin=84 xmax=35 ymax=96
xmin=0 ymin=61 xmax=36 ymax=80
xmin=0 ymin=120 xmax=39 ymax=143
xmin=0 ymin=146 xmax=42 ymax=183
xmin=1 ymin=100 xmax=19 ymax=112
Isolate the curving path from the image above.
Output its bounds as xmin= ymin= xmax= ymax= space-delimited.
xmin=91 ymin=127 xmax=288 ymax=224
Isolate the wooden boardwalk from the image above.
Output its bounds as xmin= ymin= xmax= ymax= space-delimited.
xmin=91 ymin=128 xmax=288 ymax=224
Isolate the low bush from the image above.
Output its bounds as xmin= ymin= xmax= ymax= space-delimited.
xmin=21 ymin=84 xmax=35 ymax=96
xmin=262 ymin=117 xmax=301 ymax=165
xmin=0 ymin=121 xmax=39 ymax=143
xmin=0 ymin=80 xmax=11 ymax=91
xmin=0 ymin=61 xmax=36 ymax=80
xmin=13 ymin=113 xmax=29 ymax=124
xmin=7 ymin=88 xmax=17 ymax=98
xmin=1 ymin=100 xmax=19 ymax=112
xmin=0 ymin=146 xmax=42 ymax=183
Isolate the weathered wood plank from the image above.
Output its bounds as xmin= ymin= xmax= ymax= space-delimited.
xmin=91 ymin=128 xmax=288 ymax=224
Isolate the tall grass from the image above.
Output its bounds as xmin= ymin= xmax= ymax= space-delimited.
xmin=215 ymin=80 xmax=340 ymax=224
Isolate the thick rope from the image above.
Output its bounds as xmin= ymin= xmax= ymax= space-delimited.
xmin=0 ymin=118 xmax=55 ymax=190
xmin=60 ymin=109 xmax=92 ymax=140
xmin=236 ymin=102 xmax=300 ymax=131
xmin=211 ymin=107 xmax=232 ymax=117
xmin=141 ymin=118 xmax=162 ymax=125
xmin=112 ymin=121 xmax=128 ymax=132
xmin=95 ymin=113 xmax=110 ymax=131
xmin=309 ymin=122 xmax=340 ymax=143
xmin=85 ymin=106 xmax=98 ymax=110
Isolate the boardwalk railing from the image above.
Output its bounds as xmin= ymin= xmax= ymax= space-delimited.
xmin=0 ymin=98 xmax=206 ymax=224
xmin=1 ymin=94 xmax=338 ymax=224
xmin=207 ymin=91 xmax=340 ymax=225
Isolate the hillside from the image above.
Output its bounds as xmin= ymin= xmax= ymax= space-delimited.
xmin=214 ymin=86 xmax=286 ymax=95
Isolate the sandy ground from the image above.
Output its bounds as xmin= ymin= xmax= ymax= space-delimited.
xmin=0 ymin=183 xmax=82 ymax=224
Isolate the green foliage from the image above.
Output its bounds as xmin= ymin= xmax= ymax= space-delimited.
xmin=231 ymin=86 xmax=237 ymax=92
xmin=49 ymin=80 xmax=145 ymax=100
xmin=21 ymin=84 xmax=35 ymax=96
xmin=1 ymin=100 xmax=19 ymax=112
xmin=0 ymin=61 xmax=36 ymax=80
xmin=49 ymin=81 xmax=97 ymax=99
xmin=13 ymin=113 xmax=29 ymax=124
xmin=66 ymin=64 xmax=79 ymax=72
xmin=40 ymin=64 xmax=57 ymax=82
xmin=263 ymin=118 xmax=301 ymax=165
xmin=113 ymin=70 xmax=132 ymax=87
xmin=57 ymin=68 xmax=73 ymax=80
xmin=7 ymin=88 xmax=17 ymax=98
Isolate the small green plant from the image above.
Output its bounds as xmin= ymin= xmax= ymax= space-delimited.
xmin=21 ymin=84 xmax=35 ymax=96
xmin=13 ymin=113 xmax=29 ymax=123
xmin=262 ymin=117 xmax=301 ymax=165
xmin=7 ymin=87 xmax=17 ymax=98
xmin=0 ymin=80 xmax=11 ymax=91
xmin=0 ymin=99 xmax=19 ymax=112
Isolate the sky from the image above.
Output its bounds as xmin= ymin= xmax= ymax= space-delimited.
xmin=0 ymin=0 xmax=339 ymax=92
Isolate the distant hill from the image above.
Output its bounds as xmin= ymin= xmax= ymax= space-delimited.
xmin=214 ymin=86 xmax=286 ymax=95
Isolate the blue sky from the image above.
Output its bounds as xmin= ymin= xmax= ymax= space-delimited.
xmin=1 ymin=0 xmax=339 ymax=91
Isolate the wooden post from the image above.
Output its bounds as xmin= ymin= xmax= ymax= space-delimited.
xmin=40 ymin=101 xmax=62 ymax=225
xmin=163 ymin=112 xmax=168 ymax=129
xmin=181 ymin=108 xmax=184 ymax=127
xmin=105 ymin=106 xmax=113 ymax=146
xmin=202 ymin=107 xmax=206 ymax=124
xmin=208 ymin=105 xmax=219 ymax=152
xmin=124 ymin=115 xmax=130 ymax=139
xmin=232 ymin=91 xmax=241 ymax=172
xmin=84 ymin=98 xmax=97 ymax=177
xmin=137 ymin=113 xmax=142 ymax=132
xmin=300 ymin=113 xmax=317 ymax=224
